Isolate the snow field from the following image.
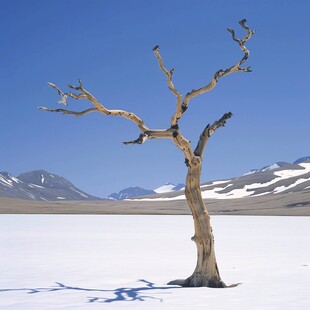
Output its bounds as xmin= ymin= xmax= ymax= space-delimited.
xmin=0 ymin=215 xmax=309 ymax=309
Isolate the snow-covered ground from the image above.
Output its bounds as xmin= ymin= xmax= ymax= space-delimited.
xmin=0 ymin=215 xmax=309 ymax=309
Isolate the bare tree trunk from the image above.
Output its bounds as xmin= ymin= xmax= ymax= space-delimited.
xmin=168 ymin=157 xmax=225 ymax=287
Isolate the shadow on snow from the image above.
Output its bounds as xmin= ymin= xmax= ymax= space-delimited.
xmin=0 ymin=279 xmax=181 ymax=303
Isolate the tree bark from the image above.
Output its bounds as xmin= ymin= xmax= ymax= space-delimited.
xmin=168 ymin=157 xmax=226 ymax=287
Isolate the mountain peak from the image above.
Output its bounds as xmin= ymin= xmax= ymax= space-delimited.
xmin=1 ymin=170 xmax=101 ymax=201
xmin=293 ymin=156 xmax=310 ymax=164
xmin=243 ymin=162 xmax=289 ymax=176
xmin=108 ymin=186 xmax=155 ymax=200
xmin=154 ymin=183 xmax=185 ymax=194
xmin=18 ymin=170 xmax=72 ymax=189
xmin=245 ymin=156 xmax=310 ymax=175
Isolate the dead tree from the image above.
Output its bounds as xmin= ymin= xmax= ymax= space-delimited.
xmin=39 ymin=19 xmax=254 ymax=288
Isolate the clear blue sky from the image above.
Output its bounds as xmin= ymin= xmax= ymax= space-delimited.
xmin=1 ymin=0 xmax=309 ymax=197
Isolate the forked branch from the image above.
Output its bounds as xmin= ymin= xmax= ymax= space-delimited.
xmin=41 ymin=81 xmax=150 ymax=134
xmin=182 ymin=19 xmax=253 ymax=108
xmin=48 ymin=82 xmax=87 ymax=105
xmin=152 ymin=19 xmax=253 ymax=128
xmin=40 ymin=20 xmax=253 ymax=155
xmin=123 ymin=128 xmax=178 ymax=145
xmin=41 ymin=81 xmax=178 ymax=145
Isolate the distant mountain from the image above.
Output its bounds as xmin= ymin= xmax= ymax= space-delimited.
xmin=293 ymin=156 xmax=310 ymax=164
xmin=0 ymin=170 xmax=101 ymax=201
xmin=196 ymin=161 xmax=310 ymax=200
xmin=2 ymin=156 xmax=309 ymax=202
xmin=18 ymin=170 xmax=73 ymax=189
xmin=243 ymin=157 xmax=310 ymax=175
xmin=108 ymin=157 xmax=310 ymax=201
xmin=127 ymin=156 xmax=310 ymax=201
xmin=243 ymin=161 xmax=290 ymax=175
xmin=108 ymin=186 xmax=156 ymax=200
xmin=154 ymin=183 xmax=185 ymax=194
xmin=107 ymin=183 xmax=185 ymax=200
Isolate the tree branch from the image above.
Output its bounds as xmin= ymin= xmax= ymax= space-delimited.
xmin=41 ymin=80 xmax=151 ymax=133
xmin=194 ymin=112 xmax=232 ymax=157
xmin=47 ymin=82 xmax=87 ymax=105
xmin=41 ymin=80 xmax=180 ymax=145
xmin=38 ymin=106 xmax=98 ymax=116
xmin=153 ymin=46 xmax=183 ymax=127
xmin=123 ymin=133 xmax=149 ymax=145
xmin=182 ymin=19 xmax=254 ymax=111
xmin=123 ymin=128 xmax=177 ymax=145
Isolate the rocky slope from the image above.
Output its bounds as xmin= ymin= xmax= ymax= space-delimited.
xmin=0 ymin=170 xmax=101 ymax=201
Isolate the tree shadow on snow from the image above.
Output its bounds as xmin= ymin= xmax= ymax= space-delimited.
xmin=0 ymin=279 xmax=181 ymax=303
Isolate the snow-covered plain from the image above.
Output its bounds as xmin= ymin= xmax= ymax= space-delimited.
xmin=0 ymin=215 xmax=309 ymax=309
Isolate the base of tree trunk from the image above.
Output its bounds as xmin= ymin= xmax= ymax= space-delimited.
xmin=168 ymin=278 xmax=241 ymax=288
xmin=167 ymin=276 xmax=226 ymax=288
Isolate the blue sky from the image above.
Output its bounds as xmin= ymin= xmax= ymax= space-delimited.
xmin=1 ymin=0 xmax=309 ymax=197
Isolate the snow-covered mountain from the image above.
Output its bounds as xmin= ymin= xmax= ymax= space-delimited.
xmin=293 ymin=156 xmax=310 ymax=164
xmin=129 ymin=157 xmax=310 ymax=201
xmin=243 ymin=161 xmax=290 ymax=175
xmin=154 ymin=183 xmax=185 ymax=194
xmin=2 ymin=156 xmax=309 ymax=202
xmin=199 ymin=161 xmax=310 ymax=199
xmin=107 ymin=183 xmax=185 ymax=200
xmin=0 ymin=170 xmax=101 ymax=201
xmin=107 ymin=186 xmax=156 ymax=200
